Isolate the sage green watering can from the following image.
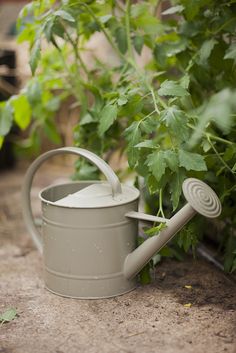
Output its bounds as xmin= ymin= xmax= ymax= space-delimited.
xmin=22 ymin=147 xmax=222 ymax=299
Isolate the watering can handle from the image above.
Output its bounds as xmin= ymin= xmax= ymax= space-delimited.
xmin=22 ymin=147 xmax=122 ymax=253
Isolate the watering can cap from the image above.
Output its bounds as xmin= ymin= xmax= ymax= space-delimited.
xmin=54 ymin=182 xmax=140 ymax=208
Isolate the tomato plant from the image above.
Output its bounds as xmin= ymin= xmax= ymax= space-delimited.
xmin=0 ymin=0 xmax=235 ymax=276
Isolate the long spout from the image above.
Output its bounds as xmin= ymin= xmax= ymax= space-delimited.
xmin=123 ymin=178 xmax=222 ymax=280
xmin=124 ymin=203 xmax=195 ymax=279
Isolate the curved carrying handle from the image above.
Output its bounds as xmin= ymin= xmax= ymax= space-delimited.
xmin=22 ymin=147 xmax=122 ymax=254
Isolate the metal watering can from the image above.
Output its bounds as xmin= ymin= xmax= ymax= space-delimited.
xmin=22 ymin=147 xmax=222 ymax=299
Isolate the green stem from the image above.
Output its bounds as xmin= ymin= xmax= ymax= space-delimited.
xmin=153 ymin=0 xmax=162 ymax=16
xmin=150 ymin=88 xmax=160 ymax=114
xmin=188 ymin=123 xmax=233 ymax=145
xmin=207 ymin=135 xmax=235 ymax=177
xmin=211 ymin=17 xmax=236 ymax=34
xmin=60 ymin=21 xmax=90 ymax=76
xmin=157 ymin=188 xmax=165 ymax=218
xmin=57 ymin=44 xmax=88 ymax=113
xmin=78 ymin=2 xmax=126 ymax=62
xmin=125 ymin=0 xmax=134 ymax=61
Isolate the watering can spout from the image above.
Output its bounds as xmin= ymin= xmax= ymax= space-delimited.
xmin=123 ymin=178 xmax=222 ymax=280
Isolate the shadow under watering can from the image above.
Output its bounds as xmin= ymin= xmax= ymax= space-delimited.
xmin=22 ymin=147 xmax=222 ymax=299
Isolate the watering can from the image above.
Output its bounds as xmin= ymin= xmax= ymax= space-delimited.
xmin=22 ymin=147 xmax=222 ymax=299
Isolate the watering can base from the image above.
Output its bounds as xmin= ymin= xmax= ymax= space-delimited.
xmin=45 ymin=285 xmax=137 ymax=300
xmin=44 ymin=270 xmax=137 ymax=299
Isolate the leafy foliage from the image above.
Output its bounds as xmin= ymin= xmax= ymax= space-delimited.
xmin=1 ymin=0 xmax=236 ymax=275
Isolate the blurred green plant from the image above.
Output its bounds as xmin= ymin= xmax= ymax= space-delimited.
xmin=0 ymin=0 xmax=235 ymax=276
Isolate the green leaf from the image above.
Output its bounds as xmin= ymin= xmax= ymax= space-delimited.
xmin=54 ymin=10 xmax=75 ymax=22
xmin=0 ymin=308 xmax=17 ymax=324
xmin=0 ymin=103 xmax=13 ymax=136
xmin=146 ymin=150 xmax=167 ymax=182
xmin=135 ymin=140 xmax=157 ymax=149
xmin=100 ymin=14 xmax=112 ymax=24
xmin=158 ymin=80 xmax=189 ymax=97
xmin=170 ymin=168 xmax=186 ymax=210
xmin=0 ymin=136 xmax=4 ymax=148
xmin=124 ymin=121 xmax=141 ymax=168
xmin=117 ymin=96 xmax=128 ymax=106
xmin=133 ymin=35 xmax=144 ymax=55
xmin=29 ymin=39 xmax=41 ymax=75
xmin=181 ymin=0 xmax=211 ymax=20
xmin=160 ymin=106 xmax=189 ymax=142
xmin=98 ymin=104 xmax=117 ymax=136
xmin=119 ymin=95 xmax=143 ymax=117
xmin=80 ymin=113 xmax=96 ymax=126
xmin=189 ymin=89 xmax=236 ymax=146
xmin=178 ymin=149 xmax=207 ymax=171
xmin=224 ymin=43 xmax=236 ymax=61
xmin=26 ymin=80 xmax=42 ymax=105
xmin=11 ymin=95 xmax=32 ymax=130
xmin=162 ymin=5 xmax=184 ymax=15
xmin=114 ymin=27 xmax=127 ymax=54
xmin=199 ymin=39 xmax=217 ymax=66
xmin=43 ymin=120 xmax=62 ymax=144
xmin=164 ymin=150 xmax=178 ymax=172
xmin=145 ymin=223 xmax=167 ymax=236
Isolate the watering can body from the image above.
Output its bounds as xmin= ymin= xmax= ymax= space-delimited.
xmin=22 ymin=147 xmax=222 ymax=299
xmin=40 ymin=181 xmax=139 ymax=298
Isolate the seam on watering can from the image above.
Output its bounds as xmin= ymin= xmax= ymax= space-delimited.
xmin=45 ymin=267 xmax=124 ymax=280
xmin=42 ymin=217 xmax=132 ymax=229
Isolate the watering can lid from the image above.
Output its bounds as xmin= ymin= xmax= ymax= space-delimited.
xmin=53 ymin=182 xmax=140 ymax=208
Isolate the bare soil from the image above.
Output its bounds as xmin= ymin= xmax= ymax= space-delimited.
xmin=0 ymin=164 xmax=235 ymax=353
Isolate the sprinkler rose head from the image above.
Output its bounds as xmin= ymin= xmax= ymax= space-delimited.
xmin=182 ymin=178 xmax=222 ymax=218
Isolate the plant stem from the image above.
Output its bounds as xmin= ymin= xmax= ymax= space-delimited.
xmin=150 ymin=88 xmax=160 ymax=114
xmin=125 ymin=0 xmax=134 ymax=61
xmin=187 ymin=123 xmax=234 ymax=145
xmin=207 ymin=135 xmax=235 ymax=177
xmin=78 ymin=2 xmax=126 ymax=62
xmin=157 ymin=188 xmax=165 ymax=218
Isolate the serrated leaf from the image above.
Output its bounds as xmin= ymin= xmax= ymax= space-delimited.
xmin=160 ymin=106 xmax=189 ymax=142
xmin=181 ymin=0 xmax=210 ymax=20
xmin=0 ymin=308 xmax=17 ymax=323
xmin=11 ymin=95 xmax=32 ymax=130
xmin=133 ymin=35 xmax=144 ymax=55
xmin=117 ymin=96 xmax=128 ymax=106
xmin=199 ymin=39 xmax=217 ymax=66
xmin=43 ymin=120 xmax=62 ymax=144
xmin=162 ymin=5 xmax=184 ymax=15
xmin=80 ymin=113 xmax=95 ymax=126
xmin=164 ymin=150 xmax=178 ymax=172
xmin=189 ymin=89 xmax=236 ymax=146
xmin=115 ymin=27 xmax=127 ymax=54
xmin=178 ymin=149 xmax=207 ymax=171
xmin=29 ymin=39 xmax=41 ymax=75
xmin=26 ymin=80 xmax=42 ymax=105
xmin=170 ymin=169 xmax=186 ymax=210
xmin=98 ymin=104 xmax=117 ymax=136
xmin=124 ymin=121 xmax=142 ymax=167
xmin=224 ymin=43 xmax=236 ymax=61
xmin=146 ymin=150 xmax=167 ymax=182
xmin=134 ymin=140 xmax=157 ymax=149
xmin=119 ymin=95 xmax=143 ymax=117
xmin=54 ymin=10 xmax=75 ymax=22
xmin=158 ymin=80 xmax=189 ymax=97
xmin=100 ymin=14 xmax=112 ymax=24
xmin=0 ymin=103 xmax=13 ymax=136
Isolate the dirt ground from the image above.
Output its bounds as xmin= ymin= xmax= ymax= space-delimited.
xmin=0 ymin=163 xmax=236 ymax=353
